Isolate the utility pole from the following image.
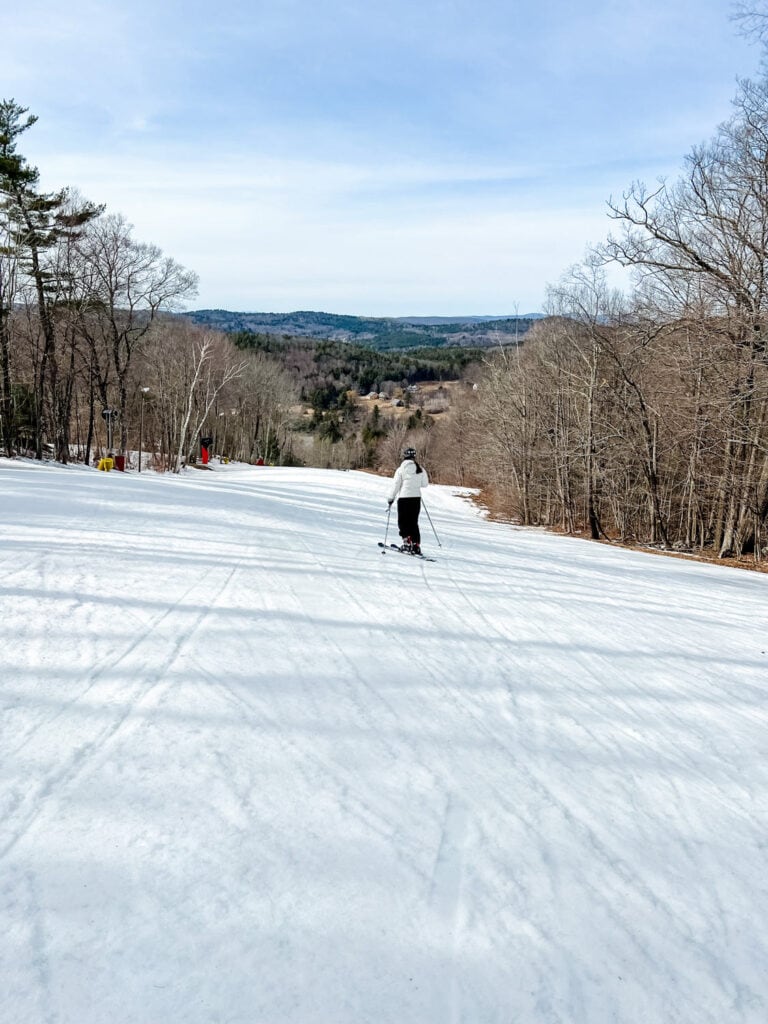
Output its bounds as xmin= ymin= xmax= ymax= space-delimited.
xmin=102 ymin=407 xmax=117 ymax=454
xmin=138 ymin=387 xmax=150 ymax=472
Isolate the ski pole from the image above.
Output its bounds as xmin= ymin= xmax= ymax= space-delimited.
xmin=421 ymin=499 xmax=442 ymax=547
xmin=384 ymin=503 xmax=392 ymax=547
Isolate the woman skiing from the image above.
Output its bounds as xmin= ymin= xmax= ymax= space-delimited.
xmin=387 ymin=447 xmax=428 ymax=554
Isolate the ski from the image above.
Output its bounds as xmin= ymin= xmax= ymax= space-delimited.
xmin=378 ymin=542 xmax=436 ymax=562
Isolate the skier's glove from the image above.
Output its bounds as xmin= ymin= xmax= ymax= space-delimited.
xmin=387 ymin=499 xmax=393 ymax=508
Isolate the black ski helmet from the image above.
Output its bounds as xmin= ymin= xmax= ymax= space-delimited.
xmin=403 ymin=447 xmax=417 ymax=460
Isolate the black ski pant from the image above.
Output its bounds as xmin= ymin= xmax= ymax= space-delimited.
xmin=397 ymin=497 xmax=421 ymax=545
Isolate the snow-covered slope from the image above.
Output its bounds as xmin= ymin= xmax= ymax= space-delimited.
xmin=1 ymin=459 xmax=766 ymax=1024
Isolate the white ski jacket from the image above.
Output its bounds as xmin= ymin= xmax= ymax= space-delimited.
xmin=388 ymin=459 xmax=428 ymax=501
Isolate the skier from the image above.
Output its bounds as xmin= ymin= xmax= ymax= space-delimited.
xmin=387 ymin=447 xmax=428 ymax=554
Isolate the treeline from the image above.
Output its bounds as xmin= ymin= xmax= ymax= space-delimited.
xmin=0 ymin=100 xmax=297 ymax=470
xmin=465 ymin=77 xmax=768 ymax=561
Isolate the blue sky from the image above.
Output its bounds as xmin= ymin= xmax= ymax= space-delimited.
xmin=2 ymin=0 xmax=761 ymax=315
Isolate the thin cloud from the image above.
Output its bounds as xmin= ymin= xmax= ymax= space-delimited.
xmin=1 ymin=0 xmax=761 ymax=313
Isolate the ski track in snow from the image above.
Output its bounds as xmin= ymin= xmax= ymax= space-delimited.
xmin=429 ymin=793 xmax=469 ymax=1024
xmin=1 ymin=458 xmax=767 ymax=1024
xmin=0 ymin=557 xmax=243 ymax=864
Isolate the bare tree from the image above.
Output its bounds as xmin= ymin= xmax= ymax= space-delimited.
xmin=732 ymin=1 xmax=768 ymax=45
xmin=601 ymin=78 xmax=768 ymax=556
xmin=172 ymin=332 xmax=247 ymax=472
xmin=77 ymin=213 xmax=198 ymax=454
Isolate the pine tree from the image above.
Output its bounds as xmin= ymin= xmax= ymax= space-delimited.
xmin=0 ymin=99 xmax=101 ymax=459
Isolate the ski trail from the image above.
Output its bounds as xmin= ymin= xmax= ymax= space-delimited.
xmin=25 ymin=868 xmax=56 ymax=1024
xmin=207 ymin=664 xmax=432 ymax=884
xmin=4 ymin=563 xmax=221 ymax=758
xmin=0 ymin=561 xmax=240 ymax=863
xmin=430 ymin=793 xmax=469 ymax=1024
xmin=3 ymin=465 xmax=766 ymax=1024
xmin=374 ymin=549 xmax=742 ymax=989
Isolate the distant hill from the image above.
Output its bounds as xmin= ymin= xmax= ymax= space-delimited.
xmin=393 ymin=314 xmax=544 ymax=325
xmin=183 ymin=309 xmax=539 ymax=350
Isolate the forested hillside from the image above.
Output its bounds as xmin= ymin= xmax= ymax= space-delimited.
xmin=232 ymin=331 xmax=481 ymax=394
xmin=184 ymin=308 xmax=533 ymax=349
xmin=222 ymin=331 xmax=482 ymax=475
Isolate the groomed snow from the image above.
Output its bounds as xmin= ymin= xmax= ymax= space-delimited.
xmin=1 ymin=458 xmax=767 ymax=1024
